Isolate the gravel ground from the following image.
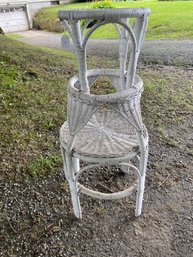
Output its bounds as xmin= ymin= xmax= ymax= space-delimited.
xmin=1 ymin=116 xmax=193 ymax=257
xmin=15 ymin=30 xmax=193 ymax=67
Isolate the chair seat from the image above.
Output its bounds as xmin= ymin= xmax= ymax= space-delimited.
xmin=60 ymin=109 xmax=140 ymax=158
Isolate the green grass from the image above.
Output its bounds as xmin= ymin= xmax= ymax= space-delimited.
xmin=1 ymin=35 xmax=193 ymax=181
xmin=26 ymin=154 xmax=62 ymax=178
xmin=7 ymin=34 xmax=23 ymax=40
xmin=0 ymin=35 xmax=75 ymax=179
xmin=33 ymin=1 xmax=193 ymax=40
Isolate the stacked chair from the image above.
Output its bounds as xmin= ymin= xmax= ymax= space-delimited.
xmin=58 ymin=8 xmax=150 ymax=218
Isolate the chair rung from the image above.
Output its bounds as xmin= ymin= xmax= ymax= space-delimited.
xmin=78 ymin=181 xmax=138 ymax=200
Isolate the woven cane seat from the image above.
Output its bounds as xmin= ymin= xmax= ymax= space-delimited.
xmin=60 ymin=109 xmax=139 ymax=158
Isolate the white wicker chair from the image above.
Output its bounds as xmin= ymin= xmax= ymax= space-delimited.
xmin=58 ymin=8 xmax=150 ymax=218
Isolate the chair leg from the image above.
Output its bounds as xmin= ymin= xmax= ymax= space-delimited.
xmin=69 ymin=179 xmax=82 ymax=219
xmin=71 ymin=157 xmax=82 ymax=218
xmin=66 ymin=154 xmax=82 ymax=219
xmin=60 ymin=146 xmax=69 ymax=181
xmin=61 ymin=146 xmax=82 ymax=218
xmin=135 ymin=148 xmax=148 ymax=217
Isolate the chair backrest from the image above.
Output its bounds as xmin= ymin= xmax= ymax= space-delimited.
xmin=58 ymin=8 xmax=150 ymax=92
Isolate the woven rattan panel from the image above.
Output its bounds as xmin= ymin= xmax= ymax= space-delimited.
xmin=60 ymin=109 xmax=138 ymax=158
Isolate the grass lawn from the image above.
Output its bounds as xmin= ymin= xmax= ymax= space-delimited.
xmin=0 ymin=36 xmax=73 ymax=179
xmin=33 ymin=0 xmax=193 ymax=40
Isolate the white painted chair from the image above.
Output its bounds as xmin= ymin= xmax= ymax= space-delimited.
xmin=58 ymin=8 xmax=150 ymax=218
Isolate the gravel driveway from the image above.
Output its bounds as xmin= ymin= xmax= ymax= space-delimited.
xmin=15 ymin=30 xmax=193 ymax=67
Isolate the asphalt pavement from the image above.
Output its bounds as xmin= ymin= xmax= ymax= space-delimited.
xmin=14 ymin=30 xmax=193 ymax=66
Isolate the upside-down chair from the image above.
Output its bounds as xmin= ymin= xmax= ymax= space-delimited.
xmin=58 ymin=8 xmax=150 ymax=218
